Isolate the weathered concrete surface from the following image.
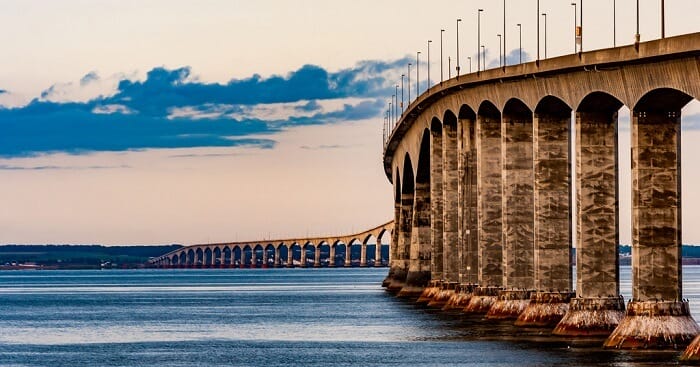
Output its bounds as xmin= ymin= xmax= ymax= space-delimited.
xmin=608 ymin=105 xmax=699 ymax=348
xmin=427 ymin=281 xmax=458 ymax=308
xmin=476 ymin=112 xmax=503 ymax=287
xmin=431 ymin=126 xmax=444 ymax=282
xmin=515 ymin=291 xmax=573 ymax=327
xmin=501 ymin=103 xmax=535 ymax=291
xmin=681 ymin=334 xmax=700 ymax=361
xmin=486 ymin=290 xmax=531 ymax=320
xmin=400 ymin=181 xmax=431 ymax=298
xmin=604 ymin=301 xmax=699 ymax=349
xmin=388 ymin=194 xmax=413 ymax=292
xmin=442 ymin=284 xmax=474 ymax=311
xmin=442 ymin=119 xmax=460 ymax=284
xmin=460 ymin=117 xmax=479 ymax=285
xmin=416 ymin=280 xmax=441 ymax=304
xmin=463 ymin=286 xmax=501 ymax=314
xmin=554 ymin=297 xmax=626 ymax=336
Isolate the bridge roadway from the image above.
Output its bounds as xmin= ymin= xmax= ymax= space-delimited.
xmin=382 ymin=32 xmax=700 ymax=356
xmin=149 ymin=221 xmax=393 ymax=268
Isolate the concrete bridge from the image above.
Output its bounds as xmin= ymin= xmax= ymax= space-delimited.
xmin=148 ymin=221 xmax=393 ymax=268
xmin=382 ymin=32 xmax=700 ymax=354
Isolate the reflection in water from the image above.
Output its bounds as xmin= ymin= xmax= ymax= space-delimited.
xmin=0 ymin=266 xmax=697 ymax=366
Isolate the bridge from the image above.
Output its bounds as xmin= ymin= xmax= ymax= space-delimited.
xmin=382 ymin=32 xmax=700 ymax=356
xmin=148 ymin=221 xmax=393 ymax=268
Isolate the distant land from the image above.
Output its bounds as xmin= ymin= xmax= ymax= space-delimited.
xmin=2 ymin=244 xmax=700 ymax=270
xmin=0 ymin=244 xmax=182 ymax=270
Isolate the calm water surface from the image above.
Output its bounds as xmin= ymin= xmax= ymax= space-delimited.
xmin=1 ymin=266 xmax=700 ymax=366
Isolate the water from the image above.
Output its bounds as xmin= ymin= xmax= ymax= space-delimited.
xmin=1 ymin=266 xmax=699 ymax=366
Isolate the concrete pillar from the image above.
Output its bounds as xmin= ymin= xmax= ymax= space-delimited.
xmin=459 ymin=116 xmax=479 ymax=285
xmin=442 ymin=120 xmax=459 ymax=284
xmin=400 ymin=180 xmax=431 ymax=298
xmin=314 ymin=246 xmax=321 ymax=268
xmin=251 ymin=249 xmax=258 ymax=268
xmin=605 ymin=107 xmax=699 ymax=349
xmin=430 ymin=125 xmax=444 ymax=282
xmin=344 ymin=245 xmax=352 ymax=267
xmin=516 ymin=102 xmax=574 ymax=327
xmin=329 ymin=245 xmax=336 ymax=267
xmin=300 ymin=247 xmax=306 ymax=267
xmin=274 ymin=247 xmax=280 ymax=267
xmin=287 ymin=246 xmax=293 ymax=267
xmin=487 ymin=103 xmax=534 ymax=320
xmin=554 ymin=110 xmax=625 ymax=336
xmin=388 ymin=192 xmax=413 ymax=292
xmin=465 ymin=109 xmax=503 ymax=314
xmin=375 ymin=242 xmax=382 ymax=266
xmin=360 ymin=244 xmax=367 ymax=267
xmin=384 ymin=202 xmax=403 ymax=287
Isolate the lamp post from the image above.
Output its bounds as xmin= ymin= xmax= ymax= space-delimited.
xmin=427 ymin=40 xmax=432 ymax=88
xmin=613 ymin=0 xmax=616 ymax=47
xmin=497 ymin=34 xmax=502 ymax=67
xmin=456 ymin=19 xmax=462 ymax=76
xmin=440 ymin=29 xmax=445 ymax=83
xmin=400 ymin=74 xmax=404 ymax=113
xmin=662 ymin=0 xmax=665 ymax=38
xmin=478 ymin=9 xmax=483 ymax=72
xmin=542 ymin=13 xmax=547 ymax=59
xmin=416 ymin=51 xmax=421 ymax=97
xmin=481 ymin=45 xmax=485 ymax=70
xmin=581 ymin=0 xmax=584 ymax=52
xmin=635 ymin=0 xmax=640 ymax=44
xmin=517 ymin=23 xmax=522 ymax=63
xmin=395 ymin=85 xmax=399 ymax=120
xmin=468 ymin=56 xmax=472 ymax=73
xmin=537 ymin=0 xmax=540 ymax=62
xmin=503 ymin=0 xmax=506 ymax=68
xmin=571 ymin=2 xmax=577 ymax=53
xmin=388 ymin=101 xmax=392 ymax=127
xmin=407 ymin=63 xmax=412 ymax=103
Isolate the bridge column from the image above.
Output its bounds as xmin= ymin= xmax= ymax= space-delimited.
xmin=607 ymin=104 xmax=699 ymax=349
xmin=555 ymin=107 xmax=625 ymax=336
xmin=251 ymin=249 xmax=257 ymax=268
xmin=274 ymin=247 xmax=280 ymax=267
xmin=287 ymin=246 xmax=293 ymax=267
xmin=360 ymin=244 xmax=367 ymax=267
xmin=516 ymin=99 xmax=574 ymax=327
xmin=385 ymin=198 xmax=406 ymax=290
xmin=465 ymin=105 xmax=503 ymax=314
xmin=300 ymin=247 xmax=307 ymax=267
xmin=344 ymin=245 xmax=352 ymax=267
xmin=329 ymin=245 xmax=336 ymax=267
xmin=314 ymin=246 xmax=321 ymax=268
xmin=487 ymin=101 xmax=535 ymax=320
xmin=375 ymin=241 xmax=382 ymax=267
xmin=419 ymin=121 xmax=444 ymax=305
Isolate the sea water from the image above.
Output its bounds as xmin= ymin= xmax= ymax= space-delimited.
xmin=0 ymin=266 xmax=699 ymax=366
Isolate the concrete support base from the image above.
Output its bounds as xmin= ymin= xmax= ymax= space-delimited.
xmin=397 ymin=270 xmax=430 ymax=298
xmin=463 ymin=286 xmax=501 ymax=314
xmin=384 ymin=267 xmax=407 ymax=293
xmin=681 ymin=334 xmax=700 ymax=362
xmin=416 ymin=281 xmax=441 ymax=304
xmin=442 ymin=284 xmax=474 ymax=311
xmin=603 ymin=301 xmax=699 ymax=349
xmin=553 ymin=297 xmax=625 ymax=336
xmin=514 ymin=291 xmax=573 ymax=327
xmin=427 ymin=282 xmax=458 ymax=308
xmin=486 ymin=290 xmax=532 ymax=320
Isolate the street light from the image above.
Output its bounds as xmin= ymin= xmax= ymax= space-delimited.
xmin=416 ymin=51 xmax=421 ymax=97
xmin=427 ymin=40 xmax=432 ymax=88
xmin=456 ymin=19 xmax=462 ymax=76
xmin=407 ymin=63 xmax=412 ymax=103
xmin=400 ymin=74 xmax=404 ymax=113
xmin=481 ymin=45 xmax=485 ymax=70
xmin=662 ymin=0 xmax=665 ymax=38
xmin=503 ymin=0 xmax=506 ymax=68
xmin=613 ymin=0 xmax=616 ymax=47
xmin=517 ymin=23 xmax=522 ymax=64
xmin=497 ymin=34 xmax=502 ymax=67
xmin=395 ymin=84 xmax=399 ymax=120
xmin=478 ymin=9 xmax=483 ymax=72
xmin=537 ymin=0 xmax=540 ymax=62
xmin=571 ymin=2 xmax=577 ymax=53
xmin=468 ymin=56 xmax=472 ymax=73
xmin=635 ymin=0 xmax=640 ymax=44
xmin=542 ymin=13 xmax=547 ymax=59
xmin=440 ymin=29 xmax=445 ymax=83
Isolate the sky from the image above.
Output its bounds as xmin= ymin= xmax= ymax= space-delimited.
xmin=0 ymin=0 xmax=698 ymax=245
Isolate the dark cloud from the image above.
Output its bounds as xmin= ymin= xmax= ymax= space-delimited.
xmin=0 ymin=89 xmax=7 ymax=95
xmin=0 ymin=59 xmax=405 ymax=158
xmin=80 ymin=71 xmax=100 ymax=86
xmin=505 ymin=48 xmax=531 ymax=65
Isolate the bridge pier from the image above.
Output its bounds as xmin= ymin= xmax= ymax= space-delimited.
xmin=465 ymin=104 xmax=503 ymax=315
xmin=374 ymin=242 xmax=382 ymax=267
xmin=386 ymin=189 xmax=412 ymax=292
xmin=488 ymin=100 xmax=535 ymax=320
xmin=360 ymin=244 xmax=367 ymax=267
xmin=314 ymin=246 xmax=321 ymax=268
xmin=605 ymin=103 xmax=699 ymax=349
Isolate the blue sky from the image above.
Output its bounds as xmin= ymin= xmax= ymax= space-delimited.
xmin=0 ymin=0 xmax=698 ymax=245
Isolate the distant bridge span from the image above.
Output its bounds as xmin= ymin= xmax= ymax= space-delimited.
xmin=149 ymin=221 xmax=393 ymax=268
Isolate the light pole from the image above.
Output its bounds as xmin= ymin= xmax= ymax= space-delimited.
xmin=662 ymin=0 xmax=665 ymax=38
xmin=481 ymin=45 xmax=485 ymax=70
xmin=407 ymin=63 xmax=412 ymax=103
xmin=456 ymin=19 xmax=462 ymax=76
xmin=613 ymin=0 xmax=616 ymax=47
xmin=427 ymin=40 xmax=432 ymax=88
xmin=581 ymin=0 xmax=584 ymax=52
xmin=517 ymin=23 xmax=522 ymax=64
xmin=395 ymin=84 xmax=399 ymax=119
xmin=477 ymin=9 xmax=483 ymax=72
xmin=440 ymin=29 xmax=445 ymax=83
xmin=497 ymin=34 xmax=502 ymax=67
xmin=416 ymin=51 xmax=421 ymax=97
xmin=635 ymin=0 xmax=640 ymax=44
xmin=537 ymin=0 xmax=540 ymax=62
xmin=468 ymin=56 xmax=472 ymax=73
xmin=571 ymin=3 xmax=577 ymax=53
xmin=388 ymin=101 xmax=392 ymax=127
xmin=503 ymin=0 xmax=506 ymax=68
xmin=400 ymin=74 xmax=404 ymax=113
xmin=542 ymin=13 xmax=547 ymax=59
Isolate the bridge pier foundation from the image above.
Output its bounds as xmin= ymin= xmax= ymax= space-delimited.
xmin=416 ymin=280 xmax=441 ymax=304
xmin=442 ymin=283 xmax=474 ymax=311
xmin=515 ymin=291 xmax=574 ymax=327
xmin=427 ymin=281 xmax=457 ymax=308
xmin=387 ymin=193 xmax=412 ymax=293
xmin=486 ymin=289 xmax=532 ymax=320
xmin=463 ymin=286 xmax=501 ymax=314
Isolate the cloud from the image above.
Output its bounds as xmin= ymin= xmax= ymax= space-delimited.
xmin=299 ymin=144 xmax=355 ymax=150
xmin=0 ymin=59 xmax=405 ymax=158
xmin=0 ymin=164 xmax=130 ymax=170
xmin=0 ymin=89 xmax=7 ymax=95
xmin=505 ymin=48 xmax=532 ymax=65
